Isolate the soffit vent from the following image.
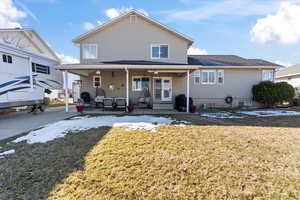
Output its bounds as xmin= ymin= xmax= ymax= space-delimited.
xmin=130 ymin=15 xmax=137 ymax=24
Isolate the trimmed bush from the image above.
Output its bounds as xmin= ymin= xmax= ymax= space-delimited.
xmin=252 ymin=81 xmax=295 ymax=108
xmin=275 ymin=82 xmax=295 ymax=103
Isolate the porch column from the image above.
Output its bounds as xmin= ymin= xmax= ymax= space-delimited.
xmin=126 ymin=68 xmax=129 ymax=108
xmin=64 ymin=70 xmax=69 ymax=112
xmin=186 ymin=69 xmax=190 ymax=113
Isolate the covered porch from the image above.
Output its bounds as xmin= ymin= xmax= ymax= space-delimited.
xmin=57 ymin=64 xmax=198 ymax=113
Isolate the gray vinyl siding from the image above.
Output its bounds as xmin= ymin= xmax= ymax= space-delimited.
xmin=189 ymin=69 xmax=262 ymax=107
xmin=78 ymin=68 xmax=263 ymax=108
xmin=79 ymin=15 xmax=189 ymax=64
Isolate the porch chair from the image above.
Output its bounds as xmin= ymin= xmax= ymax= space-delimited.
xmin=138 ymin=88 xmax=152 ymax=108
xmin=94 ymin=88 xmax=106 ymax=109
xmin=115 ymin=98 xmax=127 ymax=111
xmin=103 ymin=98 xmax=114 ymax=111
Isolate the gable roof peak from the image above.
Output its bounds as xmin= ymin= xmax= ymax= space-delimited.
xmin=73 ymin=10 xmax=193 ymax=45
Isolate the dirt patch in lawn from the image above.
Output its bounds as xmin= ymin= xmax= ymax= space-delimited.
xmin=1 ymin=115 xmax=300 ymax=199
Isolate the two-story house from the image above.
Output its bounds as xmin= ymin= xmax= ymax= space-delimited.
xmin=57 ymin=10 xmax=280 ymax=112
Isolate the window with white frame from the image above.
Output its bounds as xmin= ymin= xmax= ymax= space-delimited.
xmin=93 ymin=76 xmax=101 ymax=88
xmin=201 ymin=70 xmax=216 ymax=84
xmin=151 ymin=44 xmax=169 ymax=59
xmin=82 ymin=44 xmax=97 ymax=59
xmin=217 ymin=70 xmax=224 ymax=84
xmin=262 ymin=70 xmax=274 ymax=81
xmin=132 ymin=77 xmax=150 ymax=91
xmin=194 ymin=70 xmax=201 ymax=84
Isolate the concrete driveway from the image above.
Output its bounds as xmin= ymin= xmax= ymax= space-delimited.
xmin=0 ymin=106 xmax=77 ymax=141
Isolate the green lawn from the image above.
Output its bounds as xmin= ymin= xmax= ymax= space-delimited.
xmin=1 ymin=115 xmax=300 ymax=199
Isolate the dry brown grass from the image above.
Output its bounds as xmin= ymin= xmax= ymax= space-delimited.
xmin=48 ymin=123 xmax=300 ymax=199
xmin=1 ymin=115 xmax=300 ymax=200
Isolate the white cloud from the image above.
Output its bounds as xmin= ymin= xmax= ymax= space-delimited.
xmin=105 ymin=7 xmax=149 ymax=19
xmin=275 ymin=60 xmax=293 ymax=67
xmin=0 ymin=0 xmax=27 ymax=28
xmin=251 ymin=2 xmax=300 ymax=45
xmin=56 ymin=53 xmax=79 ymax=64
xmin=187 ymin=47 xmax=208 ymax=55
xmin=105 ymin=8 xmax=121 ymax=19
xmin=83 ymin=22 xmax=95 ymax=31
xmin=165 ymin=0 xmax=283 ymax=21
xmin=83 ymin=21 xmax=102 ymax=31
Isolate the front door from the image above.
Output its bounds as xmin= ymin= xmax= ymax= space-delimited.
xmin=154 ymin=77 xmax=172 ymax=101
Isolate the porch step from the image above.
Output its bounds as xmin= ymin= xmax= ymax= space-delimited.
xmin=153 ymin=103 xmax=173 ymax=110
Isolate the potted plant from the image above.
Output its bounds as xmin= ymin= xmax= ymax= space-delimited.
xmin=76 ymin=99 xmax=84 ymax=114
xmin=127 ymin=105 xmax=134 ymax=113
xmin=189 ymin=105 xmax=197 ymax=113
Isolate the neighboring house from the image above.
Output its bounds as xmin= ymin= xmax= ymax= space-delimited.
xmin=0 ymin=28 xmax=62 ymax=108
xmin=57 ymin=10 xmax=280 ymax=111
xmin=276 ymin=64 xmax=300 ymax=98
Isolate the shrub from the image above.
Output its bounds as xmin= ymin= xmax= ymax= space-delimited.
xmin=252 ymin=81 xmax=295 ymax=108
xmin=275 ymin=82 xmax=295 ymax=103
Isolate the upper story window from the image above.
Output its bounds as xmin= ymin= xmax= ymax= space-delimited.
xmin=32 ymin=63 xmax=50 ymax=74
xmin=151 ymin=44 xmax=169 ymax=59
xmin=262 ymin=70 xmax=274 ymax=81
xmin=2 ymin=54 xmax=12 ymax=64
xmin=82 ymin=44 xmax=97 ymax=59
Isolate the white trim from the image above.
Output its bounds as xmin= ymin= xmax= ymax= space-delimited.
xmin=93 ymin=75 xmax=101 ymax=88
xmin=56 ymin=64 xmax=276 ymax=71
xmin=186 ymin=70 xmax=190 ymax=112
xmin=162 ymin=77 xmax=172 ymax=101
xmin=201 ymin=70 xmax=216 ymax=85
xmin=82 ymin=43 xmax=98 ymax=59
xmin=64 ymin=71 xmax=69 ymax=112
xmin=150 ymin=44 xmax=169 ymax=59
xmin=132 ymin=76 xmax=150 ymax=91
xmin=126 ymin=68 xmax=129 ymax=107
xmin=153 ymin=77 xmax=172 ymax=101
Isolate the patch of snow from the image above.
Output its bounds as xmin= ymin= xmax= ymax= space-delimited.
xmin=12 ymin=116 xmax=175 ymax=144
xmin=238 ymin=110 xmax=300 ymax=117
xmin=0 ymin=149 xmax=15 ymax=158
xmin=201 ymin=112 xmax=243 ymax=119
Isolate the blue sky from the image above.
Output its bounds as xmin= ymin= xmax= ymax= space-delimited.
xmin=2 ymin=0 xmax=300 ymax=66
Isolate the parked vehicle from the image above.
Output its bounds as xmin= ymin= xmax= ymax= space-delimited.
xmin=0 ymin=43 xmax=62 ymax=109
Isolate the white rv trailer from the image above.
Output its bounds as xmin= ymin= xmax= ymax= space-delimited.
xmin=0 ymin=43 xmax=62 ymax=109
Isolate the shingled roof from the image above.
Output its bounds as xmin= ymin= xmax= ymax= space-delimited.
xmin=88 ymin=55 xmax=280 ymax=68
xmin=188 ymin=55 xmax=281 ymax=67
xmin=276 ymin=64 xmax=300 ymax=78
